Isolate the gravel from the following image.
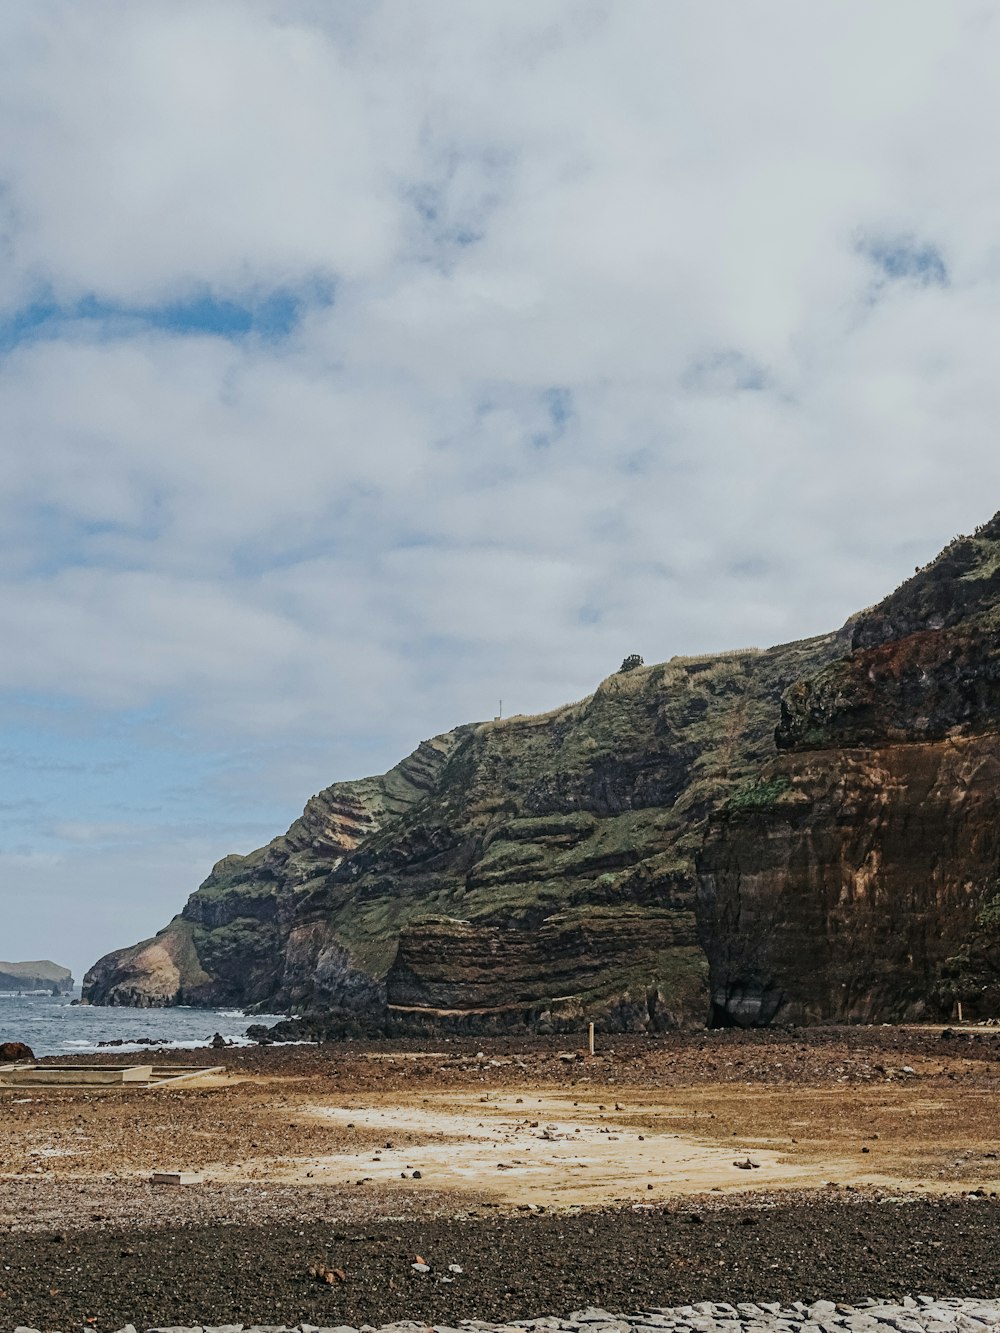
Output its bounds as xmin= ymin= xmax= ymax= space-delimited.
xmin=2 ymin=1199 xmax=999 ymax=1331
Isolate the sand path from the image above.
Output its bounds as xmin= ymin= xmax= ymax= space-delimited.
xmin=264 ymin=1090 xmax=895 ymax=1205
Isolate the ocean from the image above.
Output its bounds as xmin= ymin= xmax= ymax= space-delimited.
xmin=0 ymin=991 xmax=284 ymax=1058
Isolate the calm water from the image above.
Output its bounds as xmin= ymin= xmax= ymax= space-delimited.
xmin=0 ymin=991 xmax=284 ymax=1058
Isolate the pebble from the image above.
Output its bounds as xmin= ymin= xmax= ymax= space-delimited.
xmin=10 ymin=1300 xmax=1000 ymax=1333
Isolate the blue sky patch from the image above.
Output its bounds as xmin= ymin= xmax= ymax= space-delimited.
xmin=859 ymin=235 xmax=948 ymax=286
xmin=531 ymin=386 xmax=574 ymax=449
xmin=0 ymin=280 xmax=335 ymax=354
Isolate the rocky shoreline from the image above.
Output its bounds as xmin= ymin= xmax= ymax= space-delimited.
xmin=9 ymin=1296 xmax=1000 ymax=1333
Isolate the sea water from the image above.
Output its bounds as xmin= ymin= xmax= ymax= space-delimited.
xmin=0 ymin=991 xmax=284 ymax=1058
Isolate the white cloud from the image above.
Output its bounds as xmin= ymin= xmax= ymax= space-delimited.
xmin=3 ymin=0 xmax=1000 ymax=967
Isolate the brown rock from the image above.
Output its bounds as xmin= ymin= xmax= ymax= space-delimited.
xmin=0 ymin=1042 xmax=34 ymax=1063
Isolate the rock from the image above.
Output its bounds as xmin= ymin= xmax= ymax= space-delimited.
xmin=810 ymin=1305 xmax=838 ymax=1322
xmin=308 ymin=1264 xmax=346 ymax=1285
xmin=701 ymin=511 xmax=1000 ymax=1026
xmin=80 ymin=615 xmax=838 ymax=1027
xmin=0 ymin=1042 xmax=35 ymax=1063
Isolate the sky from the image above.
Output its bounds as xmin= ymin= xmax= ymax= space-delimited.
xmin=4 ymin=1 xmax=1000 ymax=983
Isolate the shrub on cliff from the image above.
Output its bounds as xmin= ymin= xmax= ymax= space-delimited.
xmin=726 ymin=775 xmax=792 ymax=810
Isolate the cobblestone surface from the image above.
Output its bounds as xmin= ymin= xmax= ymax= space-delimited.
xmin=12 ymin=1296 xmax=1000 ymax=1333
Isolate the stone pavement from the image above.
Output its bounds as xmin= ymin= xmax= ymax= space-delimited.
xmin=13 ymin=1294 xmax=1000 ymax=1333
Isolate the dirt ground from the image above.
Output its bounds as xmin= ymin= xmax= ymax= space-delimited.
xmin=2 ymin=1027 xmax=999 ymax=1229
xmin=3 ymin=1028 xmax=1000 ymax=1330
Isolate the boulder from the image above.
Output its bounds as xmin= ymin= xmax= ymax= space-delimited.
xmin=0 ymin=1041 xmax=35 ymax=1063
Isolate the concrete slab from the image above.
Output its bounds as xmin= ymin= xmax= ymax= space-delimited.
xmin=150 ymin=1171 xmax=205 ymax=1186
xmin=0 ymin=1064 xmax=223 ymax=1089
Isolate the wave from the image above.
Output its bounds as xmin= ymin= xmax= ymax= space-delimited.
xmin=60 ymin=1034 xmax=258 ymax=1053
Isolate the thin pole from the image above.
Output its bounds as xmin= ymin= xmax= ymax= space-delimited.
xmin=588 ymin=1022 xmax=595 ymax=1056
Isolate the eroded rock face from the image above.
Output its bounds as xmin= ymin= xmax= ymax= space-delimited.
xmin=84 ymin=511 xmax=1000 ymax=1029
xmin=699 ymin=513 xmax=1000 ymax=1025
xmin=386 ymin=909 xmax=707 ymax=1032
xmin=698 ymin=735 xmax=1000 ymax=1025
xmin=83 ymin=634 xmax=839 ymax=1026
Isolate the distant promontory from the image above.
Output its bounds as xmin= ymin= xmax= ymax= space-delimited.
xmin=0 ymin=960 xmax=74 ymax=994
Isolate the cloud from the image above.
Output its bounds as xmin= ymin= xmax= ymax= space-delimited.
xmin=4 ymin=1 xmax=1000 ymax=969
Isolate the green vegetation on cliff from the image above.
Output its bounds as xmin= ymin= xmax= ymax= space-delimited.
xmin=83 ymin=629 xmax=840 ymax=1025
xmin=83 ymin=510 xmax=1000 ymax=1029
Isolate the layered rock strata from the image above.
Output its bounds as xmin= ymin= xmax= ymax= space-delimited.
xmin=699 ymin=513 xmax=1000 ymax=1025
xmin=85 ymin=512 xmax=1000 ymax=1028
xmin=83 ymin=634 xmax=841 ymax=1026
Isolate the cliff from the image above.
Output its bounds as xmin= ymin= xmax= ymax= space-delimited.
xmin=84 ymin=511 xmax=1000 ymax=1029
xmin=0 ymin=960 xmax=74 ymax=993
xmin=83 ymin=633 xmax=841 ymax=1027
xmin=698 ymin=512 xmax=1000 ymax=1025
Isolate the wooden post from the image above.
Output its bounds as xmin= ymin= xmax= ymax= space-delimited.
xmin=588 ymin=1022 xmax=595 ymax=1056
xmin=957 ymin=1000 xmax=964 ymax=1023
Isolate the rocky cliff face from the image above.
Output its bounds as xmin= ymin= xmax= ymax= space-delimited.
xmin=83 ymin=632 xmax=841 ymax=1027
xmin=0 ymin=961 xmax=74 ymax=993
xmin=83 ymin=732 xmax=469 ymax=1009
xmin=84 ymin=512 xmax=1000 ymax=1029
xmin=698 ymin=512 xmax=1000 ymax=1025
